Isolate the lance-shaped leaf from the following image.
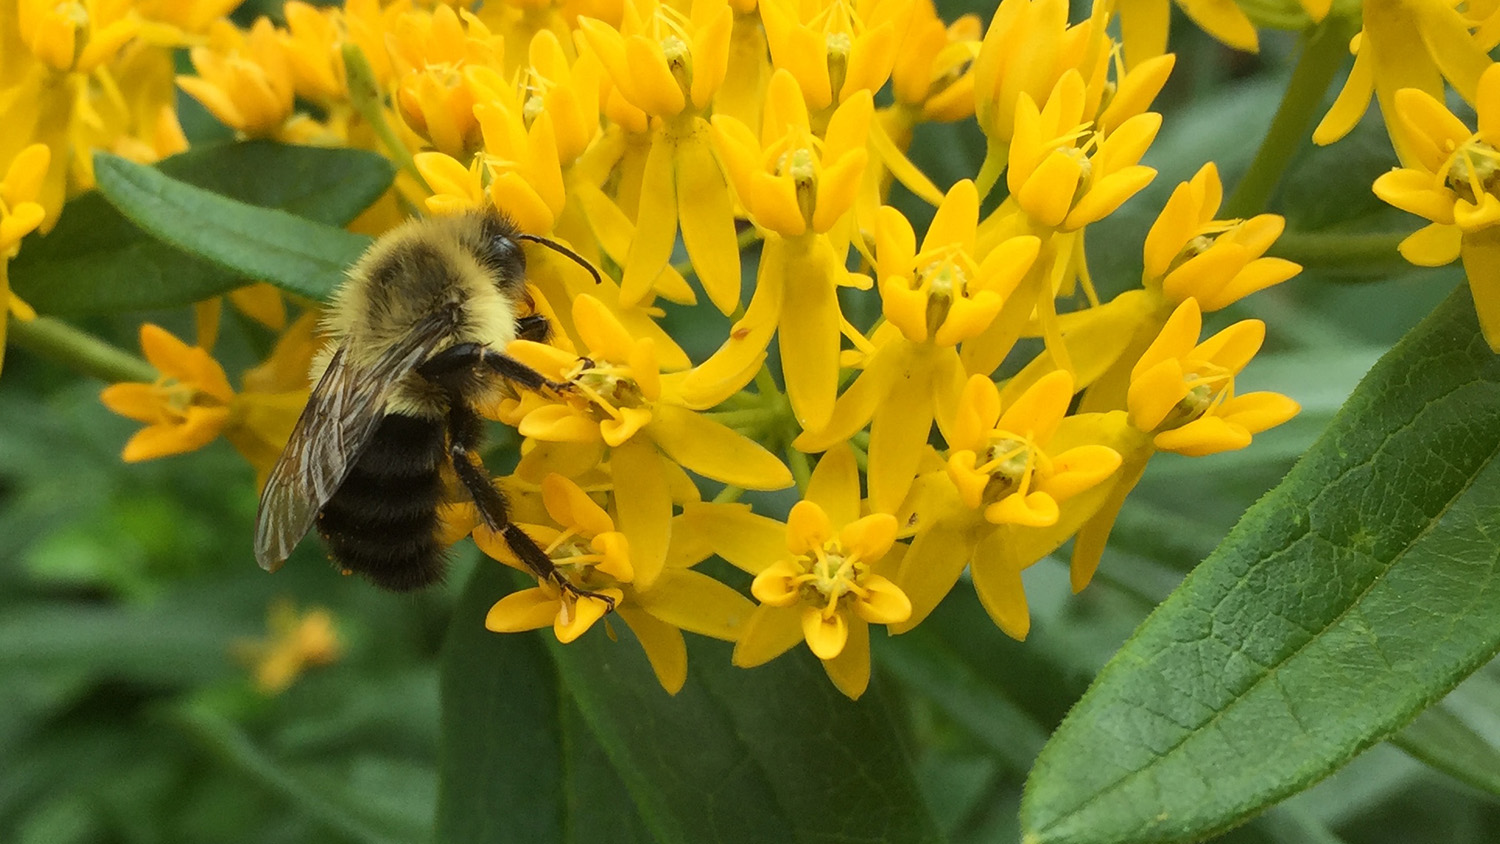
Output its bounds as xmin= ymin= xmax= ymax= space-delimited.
xmin=1022 ymin=286 xmax=1500 ymax=844
xmin=90 ymin=151 xmax=374 ymax=303
xmin=12 ymin=142 xmax=390 ymax=313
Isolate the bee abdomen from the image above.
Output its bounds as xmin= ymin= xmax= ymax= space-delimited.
xmin=316 ymin=413 xmax=448 ymax=591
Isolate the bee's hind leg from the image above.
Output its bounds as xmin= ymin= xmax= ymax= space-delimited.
xmin=423 ymin=376 xmax=615 ymax=613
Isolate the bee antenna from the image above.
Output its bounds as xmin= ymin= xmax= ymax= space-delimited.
xmin=517 ymin=234 xmax=603 ymax=285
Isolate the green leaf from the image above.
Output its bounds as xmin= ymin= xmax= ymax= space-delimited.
xmin=1021 ymin=285 xmax=1500 ymax=844
xmin=1390 ymin=666 xmax=1500 ymax=798
xmin=88 ymin=150 xmax=375 ymax=303
xmin=434 ymin=562 xmax=566 ymax=844
xmin=549 ymin=622 xmax=945 ymax=844
xmin=11 ymin=142 xmax=389 ymax=313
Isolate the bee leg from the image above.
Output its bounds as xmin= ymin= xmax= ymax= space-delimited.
xmin=416 ymin=342 xmax=573 ymax=394
xmin=438 ymin=399 xmax=616 ymax=613
xmin=514 ymin=314 xmax=551 ymax=343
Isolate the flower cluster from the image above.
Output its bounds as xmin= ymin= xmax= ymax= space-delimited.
xmin=53 ymin=0 xmax=1310 ymax=699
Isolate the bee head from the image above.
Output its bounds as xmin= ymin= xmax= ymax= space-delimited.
xmin=473 ymin=211 xmax=528 ymax=293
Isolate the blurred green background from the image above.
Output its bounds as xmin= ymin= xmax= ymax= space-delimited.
xmin=3 ymin=1 xmax=1494 ymax=842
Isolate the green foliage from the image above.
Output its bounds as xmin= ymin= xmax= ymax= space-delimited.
xmin=1022 ymin=287 xmax=1500 ymax=844
xmin=11 ymin=142 xmax=391 ymax=313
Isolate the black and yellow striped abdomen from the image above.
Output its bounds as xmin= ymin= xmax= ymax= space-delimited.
xmin=315 ymin=413 xmax=448 ymax=591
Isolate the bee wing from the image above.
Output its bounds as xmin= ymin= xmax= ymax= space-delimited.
xmin=253 ymin=324 xmax=447 ymax=571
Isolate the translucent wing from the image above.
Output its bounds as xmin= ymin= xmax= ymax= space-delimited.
xmin=254 ymin=321 xmax=448 ymax=571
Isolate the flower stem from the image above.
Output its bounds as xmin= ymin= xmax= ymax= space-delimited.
xmin=8 ymin=316 xmax=155 ymax=382
xmin=713 ymin=484 xmax=745 ymax=503
xmin=1269 ymin=230 xmax=1411 ymax=272
xmin=974 ymin=137 xmax=1009 ymax=201
xmin=1222 ymin=15 xmax=1358 ymax=218
xmin=785 ymin=445 xmax=812 ymax=492
xmin=342 ymin=43 xmax=428 ymax=192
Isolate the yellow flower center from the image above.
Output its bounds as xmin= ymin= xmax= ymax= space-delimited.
xmin=825 ymin=31 xmax=851 ymax=97
xmin=913 ymin=247 xmax=977 ymax=336
xmin=154 ymin=378 xmax=214 ymax=420
xmin=1444 ymin=139 xmax=1500 ymax=206
xmin=566 ymin=357 xmax=648 ymax=423
xmin=1161 ymin=364 xmax=1232 ymax=430
xmin=544 ymin=532 xmax=608 ymax=581
xmin=975 ymin=433 xmax=1051 ymax=507
xmin=792 ymin=539 xmax=872 ymax=619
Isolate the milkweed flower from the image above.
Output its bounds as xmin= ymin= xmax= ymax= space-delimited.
xmin=576 ymin=0 xmax=741 ymax=313
xmin=17 ymin=0 xmax=141 ymax=73
xmin=679 ymin=445 xmax=910 ymax=699
xmin=795 ymin=180 xmax=1041 ymax=514
xmin=177 ymin=18 xmax=297 ymax=138
xmin=683 ymin=70 xmax=871 ymax=429
xmin=1069 ymin=297 xmax=1300 ymax=589
xmin=894 ymin=371 xmax=1123 ymax=637
xmin=1315 ymin=0 xmax=1492 ymax=158
xmin=758 ymin=0 xmax=908 ymax=112
xmin=505 ymin=294 xmax=793 ymax=588
xmin=386 ymin=4 xmax=504 ymax=157
xmin=234 ymin=599 xmax=343 ymax=695
xmin=480 ymin=473 xmax=756 ymax=694
xmin=1373 ymin=63 xmax=1500 ymax=350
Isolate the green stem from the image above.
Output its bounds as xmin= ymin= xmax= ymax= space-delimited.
xmin=785 ymin=445 xmax=812 ymax=493
xmin=712 ymin=484 xmax=744 ymax=504
xmin=1222 ymin=14 xmax=1359 ymax=218
xmin=1269 ymin=230 xmax=1411 ymax=272
xmin=341 ymin=43 xmax=428 ymax=192
xmin=8 ymin=316 xmax=155 ymax=382
xmin=974 ymin=136 xmax=1009 ymax=201
xmin=753 ymin=363 xmax=780 ymax=398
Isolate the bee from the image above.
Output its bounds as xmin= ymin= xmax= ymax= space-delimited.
xmin=254 ymin=208 xmax=610 ymax=606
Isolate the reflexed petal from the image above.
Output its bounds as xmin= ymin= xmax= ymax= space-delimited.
xmin=733 ymin=604 xmax=805 ymax=667
xmin=751 ymin=559 xmax=805 ymax=607
xmin=485 ymin=587 xmax=559 ymax=632
xmin=794 ymin=341 xmax=910 ymax=451
xmin=635 ymin=568 xmax=756 ymax=640
xmin=1177 ymin=0 xmax=1258 ymax=52
xmin=609 ymin=439 xmax=672 ymax=588
xmin=806 ymin=442 xmax=861 ymax=527
xmin=616 ymin=606 xmax=688 ymax=694
xmin=1462 ymin=228 xmax=1500 ymax=351
xmin=619 ymin=135 xmax=678 ymax=307
xmin=647 ymin=404 xmax=793 ymax=490
xmin=1313 ymin=47 xmax=1374 ymax=146
xmin=970 ymin=531 xmax=1030 ymax=640
xmin=853 ymin=574 xmax=911 ymax=624
xmin=867 ymin=379 xmax=933 ymax=514
xmin=802 ymin=606 xmax=848 ymax=659
xmin=892 ymin=516 xmax=980 ymax=633
xmin=778 ymin=247 xmax=842 ymax=430
xmin=676 ymin=127 xmax=742 ymax=313
xmin=821 ymin=617 xmax=871 ymax=699
xmin=677 ymin=502 xmax=790 ymax=574
xmin=786 ymin=500 xmax=833 ymax=554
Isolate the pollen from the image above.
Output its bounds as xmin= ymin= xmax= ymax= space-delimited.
xmin=1445 ymin=141 xmax=1500 ymax=205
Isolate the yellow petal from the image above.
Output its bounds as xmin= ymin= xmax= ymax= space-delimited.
xmin=484 ymin=587 xmax=559 ymax=632
xmin=751 ymin=559 xmax=806 ymax=607
xmin=839 ymin=514 xmax=899 ymax=563
xmin=777 ymin=242 xmax=844 ymax=430
xmin=541 ymin=473 xmax=614 ymax=537
xmin=616 ymin=606 xmax=688 ymax=695
xmin=786 ymin=499 xmax=833 ymax=554
xmin=1462 ymin=227 xmax=1500 ymax=351
xmin=1398 ymin=222 xmax=1462 ymax=267
xmin=647 ymin=404 xmax=793 ymax=489
xmin=1153 ymin=415 xmax=1252 ymax=456
xmin=853 ymin=574 xmax=911 ymax=624
xmin=122 ymin=407 xmax=231 ymax=462
xmin=609 ymin=439 xmax=672 ymax=588
xmin=866 ymin=370 xmax=934 ymax=514
xmin=619 ymin=135 xmax=678 ymax=308
xmin=733 ymin=604 xmax=805 ymax=667
xmin=820 ymin=617 xmax=871 ymax=699
xmin=892 ymin=514 xmax=980 ymax=633
xmin=970 ymin=531 xmax=1030 ymax=640
xmin=675 ymin=127 xmax=742 ymax=314
xmin=635 ymin=568 xmax=756 ymax=640
xmin=554 ymin=588 xmax=622 ymax=643
xmin=985 ymin=491 xmax=1060 ymax=527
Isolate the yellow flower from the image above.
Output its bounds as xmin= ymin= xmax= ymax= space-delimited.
xmin=890 ymin=3 xmax=981 ymax=123
xmin=17 ymin=0 xmax=140 ymax=73
xmin=1143 ymin=162 xmax=1301 ymax=311
xmin=177 ymin=18 xmax=296 ymax=137
xmin=133 ymin=0 xmax=242 ymax=42
xmin=576 ymin=0 xmax=741 ymax=314
xmin=280 ymin=1 xmax=345 ymax=106
xmin=759 ymin=0 xmax=909 ymax=112
xmin=100 ymin=324 xmax=236 ymax=462
xmin=1006 ymin=70 xmax=1159 ymax=232
xmin=888 ymin=373 xmax=1125 ymax=638
xmin=972 ymin=0 xmax=1102 ymax=151
xmin=386 ymin=5 xmax=503 ymax=157
xmin=480 ymin=474 xmax=755 ymax=694
xmin=0 ymin=144 xmax=48 ymax=260
xmin=711 ymin=69 xmax=870 ymax=238
xmin=795 ymin=181 xmax=1041 ymax=513
xmin=234 ymin=599 xmax=343 ymax=695
xmin=1315 ymin=0 xmax=1491 ymax=157
xmin=507 ymin=294 xmax=793 ymax=586
xmin=680 ymin=445 xmax=909 ymax=699
xmin=1372 ymin=63 xmax=1500 ymax=349
xmin=1127 ymin=297 xmax=1300 ymax=456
